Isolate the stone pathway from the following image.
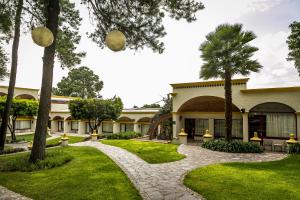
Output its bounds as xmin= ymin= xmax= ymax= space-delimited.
xmin=72 ymin=141 xmax=286 ymax=200
xmin=0 ymin=186 xmax=31 ymax=200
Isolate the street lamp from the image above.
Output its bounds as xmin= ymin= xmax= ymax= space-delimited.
xmin=31 ymin=27 xmax=54 ymax=47
xmin=105 ymin=30 xmax=126 ymax=51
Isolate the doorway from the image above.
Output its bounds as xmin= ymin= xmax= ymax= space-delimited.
xmin=249 ymin=115 xmax=266 ymax=139
xmin=185 ymin=118 xmax=195 ymax=139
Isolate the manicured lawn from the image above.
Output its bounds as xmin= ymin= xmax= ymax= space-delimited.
xmin=0 ymin=147 xmax=141 ymax=200
xmin=102 ymin=140 xmax=185 ymax=163
xmin=184 ymin=155 xmax=300 ymax=200
xmin=6 ymin=133 xmax=50 ymax=143
xmin=46 ymin=136 xmax=86 ymax=146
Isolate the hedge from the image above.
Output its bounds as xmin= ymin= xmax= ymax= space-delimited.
xmin=106 ymin=131 xmax=142 ymax=140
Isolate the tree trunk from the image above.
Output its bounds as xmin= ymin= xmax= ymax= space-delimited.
xmin=11 ymin=117 xmax=17 ymax=142
xmin=0 ymin=0 xmax=23 ymax=150
xmin=224 ymin=69 xmax=232 ymax=141
xmin=29 ymin=0 xmax=60 ymax=163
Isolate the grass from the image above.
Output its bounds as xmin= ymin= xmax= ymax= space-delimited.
xmin=184 ymin=155 xmax=300 ymax=200
xmin=0 ymin=148 xmax=73 ymax=171
xmin=46 ymin=136 xmax=86 ymax=146
xmin=102 ymin=139 xmax=185 ymax=163
xmin=6 ymin=133 xmax=50 ymax=143
xmin=0 ymin=147 xmax=141 ymax=200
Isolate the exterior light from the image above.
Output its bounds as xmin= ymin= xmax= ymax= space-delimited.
xmin=31 ymin=27 xmax=54 ymax=47
xmin=105 ymin=30 xmax=126 ymax=51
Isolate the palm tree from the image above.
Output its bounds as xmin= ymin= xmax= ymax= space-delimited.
xmin=199 ymin=23 xmax=262 ymax=141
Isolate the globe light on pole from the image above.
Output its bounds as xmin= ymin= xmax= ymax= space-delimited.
xmin=105 ymin=30 xmax=126 ymax=52
xmin=31 ymin=27 xmax=54 ymax=47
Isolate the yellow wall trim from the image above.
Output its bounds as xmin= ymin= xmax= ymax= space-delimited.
xmin=170 ymin=78 xmax=249 ymax=89
xmin=240 ymin=86 xmax=300 ymax=93
xmin=121 ymin=112 xmax=158 ymax=114
xmin=172 ymin=111 xmax=242 ymax=115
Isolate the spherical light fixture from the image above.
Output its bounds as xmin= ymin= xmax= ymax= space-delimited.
xmin=31 ymin=27 xmax=54 ymax=47
xmin=105 ymin=30 xmax=126 ymax=52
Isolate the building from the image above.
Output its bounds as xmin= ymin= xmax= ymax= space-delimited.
xmin=171 ymin=78 xmax=300 ymax=141
xmin=0 ymin=85 xmax=159 ymax=135
xmin=1 ymin=77 xmax=300 ymax=142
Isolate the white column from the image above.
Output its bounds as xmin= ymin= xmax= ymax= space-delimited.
xmin=296 ymin=113 xmax=300 ymax=141
xmin=31 ymin=118 xmax=37 ymax=132
xmin=157 ymin=125 xmax=161 ymax=135
xmin=113 ymin=122 xmax=120 ymax=134
xmin=208 ymin=118 xmax=214 ymax=138
xmin=98 ymin=123 xmax=103 ymax=134
xmin=64 ymin=121 xmax=70 ymax=133
xmin=51 ymin=120 xmax=57 ymax=132
xmin=134 ymin=123 xmax=139 ymax=133
xmin=242 ymin=113 xmax=249 ymax=142
xmin=172 ymin=113 xmax=181 ymax=139
xmin=78 ymin=121 xmax=85 ymax=135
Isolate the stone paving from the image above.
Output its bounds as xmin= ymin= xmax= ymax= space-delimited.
xmin=72 ymin=141 xmax=287 ymax=200
xmin=0 ymin=186 xmax=31 ymax=200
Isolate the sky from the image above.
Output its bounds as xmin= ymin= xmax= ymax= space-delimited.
xmin=1 ymin=0 xmax=300 ymax=108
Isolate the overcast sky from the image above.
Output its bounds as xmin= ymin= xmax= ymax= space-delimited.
xmin=1 ymin=0 xmax=300 ymax=108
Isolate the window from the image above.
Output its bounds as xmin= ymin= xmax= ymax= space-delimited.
xmin=195 ymin=119 xmax=208 ymax=136
xmin=102 ymin=122 xmax=113 ymax=133
xmin=214 ymin=119 xmax=242 ymax=138
xmin=120 ymin=123 xmax=134 ymax=132
xmin=141 ymin=124 xmax=150 ymax=135
xmin=266 ymin=113 xmax=296 ymax=138
xmin=71 ymin=121 xmax=78 ymax=130
xmin=16 ymin=120 xmax=31 ymax=130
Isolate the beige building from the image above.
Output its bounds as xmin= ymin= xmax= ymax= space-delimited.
xmin=171 ymin=78 xmax=300 ymax=141
xmin=1 ymin=78 xmax=299 ymax=142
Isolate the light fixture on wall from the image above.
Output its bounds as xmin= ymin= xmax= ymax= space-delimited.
xmin=241 ymin=108 xmax=245 ymax=113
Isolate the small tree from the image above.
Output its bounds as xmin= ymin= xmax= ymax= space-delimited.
xmin=69 ymin=97 xmax=123 ymax=133
xmin=0 ymin=98 xmax=38 ymax=142
xmin=53 ymin=66 xmax=103 ymax=98
xmin=287 ymin=21 xmax=300 ymax=75
xmin=200 ymin=24 xmax=262 ymax=141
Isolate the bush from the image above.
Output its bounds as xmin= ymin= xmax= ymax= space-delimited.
xmin=0 ymin=148 xmax=73 ymax=172
xmin=106 ymin=131 xmax=142 ymax=140
xmin=288 ymin=143 xmax=300 ymax=154
xmin=202 ymin=139 xmax=263 ymax=153
xmin=0 ymin=147 xmax=25 ymax=155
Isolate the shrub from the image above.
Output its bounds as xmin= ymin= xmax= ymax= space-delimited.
xmin=0 ymin=147 xmax=25 ymax=155
xmin=106 ymin=131 xmax=142 ymax=140
xmin=0 ymin=148 xmax=73 ymax=172
xmin=202 ymin=139 xmax=263 ymax=153
xmin=288 ymin=143 xmax=300 ymax=154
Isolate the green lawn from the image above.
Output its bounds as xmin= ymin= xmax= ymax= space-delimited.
xmin=46 ymin=136 xmax=86 ymax=145
xmin=102 ymin=140 xmax=185 ymax=163
xmin=6 ymin=133 xmax=50 ymax=143
xmin=184 ymin=155 xmax=300 ymax=200
xmin=0 ymin=147 xmax=141 ymax=200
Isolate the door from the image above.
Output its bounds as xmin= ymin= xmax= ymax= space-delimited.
xmin=185 ymin=119 xmax=195 ymax=139
xmin=249 ymin=115 xmax=266 ymax=139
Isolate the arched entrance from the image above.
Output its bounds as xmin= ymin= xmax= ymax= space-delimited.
xmin=177 ymin=96 xmax=242 ymax=140
xmin=15 ymin=94 xmax=36 ymax=100
xmin=249 ymin=102 xmax=296 ymax=139
xmin=117 ymin=117 xmax=134 ymax=132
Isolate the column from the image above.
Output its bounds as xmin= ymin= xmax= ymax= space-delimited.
xmin=208 ymin=118 xmax=214 ymax=138
xmin=98 ymin=123 xmax=103 ymax=134
xmin=242 ymin=113 xmax=249 ymax=142
xmin=134 ymin=123 xmax=139 ymax=133
xmin=78 ymin=121 xmax=85 ymax=135
xmin=172 ymin=113 xmax=181 ymax=139
xmin=113 ymin=122 xmax=120 ymax=134
xmin=31 ymin=118 xmax=37 ymax=132
xmin=157 ymin=125 xmax=161 ymax=135
xmin=51 ymin=120 xmax=57 ymax=133
xmin=297 ymin=113 xmax=300 ymax=141
xmin=64 ymin=121 xmax=70 ymax=134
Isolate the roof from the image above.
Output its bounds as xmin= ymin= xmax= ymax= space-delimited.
xmin=170 ymin=78 xmax=249 ymax=89
xmin=51 ymin=95 xmax=77 ymax=101
xmin=121 ymin=108 xmax=160 ymax=114
xmin=0 ymin=85 xmax=39 ymax=91
xmin=240 ymin=86 xmax=300 ymax=93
